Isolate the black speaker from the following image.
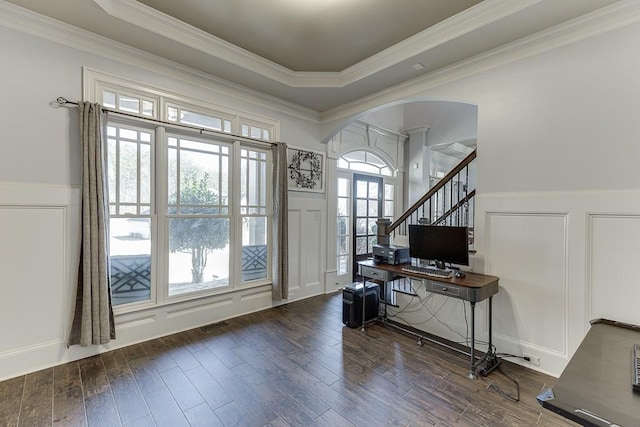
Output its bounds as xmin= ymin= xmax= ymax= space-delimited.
xmin=342 ymin=282 xmax=379 ymax=328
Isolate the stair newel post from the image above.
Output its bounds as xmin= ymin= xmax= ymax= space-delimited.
xmin=376 ymin=218 xmax=391 ymax=246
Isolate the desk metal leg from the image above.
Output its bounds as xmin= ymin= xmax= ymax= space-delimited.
xmin=361 ymin=282 xmax=366 ymax=331
xmin=488 ymin=296 xmax=493 ymax=352
xmin=467 ymin=301 xmax=477 ymax=379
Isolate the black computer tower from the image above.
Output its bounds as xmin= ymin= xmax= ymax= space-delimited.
xmin=342 ymin=282 xmax=380 ymax=328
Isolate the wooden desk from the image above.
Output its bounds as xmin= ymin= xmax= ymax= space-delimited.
xmin=537 ymin=319 xmax=640 ymax=426
xmin=357 ymin=260 xmax=499 ymax=378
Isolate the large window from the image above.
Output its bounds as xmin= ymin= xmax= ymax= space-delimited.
xmin=93 ymin=73 xmax=279 ymax=310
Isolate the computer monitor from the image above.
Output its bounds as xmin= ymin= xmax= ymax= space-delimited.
xmin=408 ymin=225 xmax=469 ymax=268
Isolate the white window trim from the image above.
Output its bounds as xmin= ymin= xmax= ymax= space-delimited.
xmin=84 ymin=67 xmax=280 ymax=140
xmin=86 ymin=68 xmax=278 ymax=314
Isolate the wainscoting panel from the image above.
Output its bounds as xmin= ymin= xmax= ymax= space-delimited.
xmin=302 ymin=210 xmax=322 ymax=290
xmin=475 ymin=190 xmax=640 ymax=376
xmin=0 ymin=182 xmax=79 ymax=381
xmin=0 ymin=206 xmax=67 ymax=353
xmin=587 ymin=214 xmax=640 ymax=325
xmin=485 ymin=212 xmax=568 ymax=356
xmin=287 ymin=197 xmax=326 ymax=300
xmin=287 ymin=209 xmax=302 ymax=294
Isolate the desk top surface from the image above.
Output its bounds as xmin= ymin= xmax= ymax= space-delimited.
xmin=358 ymin=259 xmax=499 ymax=288
xmin=541 ymin=319 xmax=640 ymax=426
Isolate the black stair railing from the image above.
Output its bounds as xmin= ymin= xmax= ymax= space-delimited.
xmin=385 ymin=150 xmax=476 ymax=244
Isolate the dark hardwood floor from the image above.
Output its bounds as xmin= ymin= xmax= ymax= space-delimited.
xmin=0 ymin=293 xmax=577 ymax=426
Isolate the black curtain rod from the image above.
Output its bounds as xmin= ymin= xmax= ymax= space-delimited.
xmin=56 ymin=97 xmax=279 ymax=146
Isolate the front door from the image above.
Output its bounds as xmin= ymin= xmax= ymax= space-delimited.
xmin=352 ymin=174 xmax=383 ymax=281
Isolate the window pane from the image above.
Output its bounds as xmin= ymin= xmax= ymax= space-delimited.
xmin=356 ymin=199 xmax=367 ymax=216
xmin=384 ymin=184 xmax=394 ymax=200
xmin=344 ymin=151 xmax=366 ymax=162
xmin=368 ymin=236 xmax=377 ymax=254
xmin=119 ymin=95 xmax=140 ymax=114
xmin=168 ymin=148 xmax=177 ymax=204
xmin=337 ymin=158 xmax=349 ymax=169
xmin=368 ymin=182 xmax=378 ymax=197
xmin=350 ymin=163 xmax=379 ymax=174
xmin=103 ymin=91 xmax=116 ymax=108
xmin=384 ymin=201 xmax=394 ymax=218
xmin=107 ymin=138 xmax=117 ymax=203
xmin=368 ymin=201 xmax=378 ymax=217
xmin=142 ymin=100 xmax=154 ymax=117
xmin=356 ymin=218 xmax=367 ymax=236
xmin=180 ymin=110 xmax=223 ymax=131
xmin=356 ymin=181 xmax=367 ymax=198
xmin=368 ymin=219 xmax=377 ymax=235
xmin=168 ymin=218 xmax=230 ymax=295
xmin=241 ymin=217 xmax=267 ymax=282
xmin=120 ymin=128 xmax=138 ymax=140
xmin=110 ymin=218 xmax=151 ymax=306
xmin=337 ymin=198 xmax=348 ymax=216
xmin=140 ymin=144 xmax=151 ymax=204
xmin=337 ymin=256 xmax=348 ymax=275
xmin=119 ymin=141 xmax=138 ymax=203
xmin=356 ymin=237 xmax=367 ymax=255
xmin=337 ymin=236 xmax=348 ymax=255
xmin=337 ymin=217 xmax=349 ymax=236
xmin=337 ymin=178 xmax=349 ymax=197
xmin=168 ymin=107 xmax=178 ymax=121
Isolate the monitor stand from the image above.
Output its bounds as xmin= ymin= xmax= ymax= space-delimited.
xmin=434 ymin=260 xmax=446 ymax=270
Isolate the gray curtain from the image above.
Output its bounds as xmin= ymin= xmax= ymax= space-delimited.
xmin=68 ymin=102 xmax=115 ymax=346
xmin=271 ymin=142 xmax=289 ymax=300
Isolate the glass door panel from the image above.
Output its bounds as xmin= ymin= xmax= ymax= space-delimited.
xmin=352 ymin=174 xmax=382 ymax=281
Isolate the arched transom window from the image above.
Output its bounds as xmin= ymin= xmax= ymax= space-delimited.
xmin=338 ymin=151 xmax=393 ymax=176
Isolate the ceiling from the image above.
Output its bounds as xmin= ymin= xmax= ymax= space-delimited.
xmin=4 ymin=0 xmax=621 ymax=112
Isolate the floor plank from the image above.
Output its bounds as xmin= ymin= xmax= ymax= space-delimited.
xmin=0 ymin=293 xmax=579 ymax=427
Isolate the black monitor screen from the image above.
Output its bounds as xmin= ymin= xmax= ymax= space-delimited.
xmin=408 ymin=225 xmax=469 ymax=266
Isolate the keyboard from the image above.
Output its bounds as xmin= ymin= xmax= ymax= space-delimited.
xmin=401 ymin=265 xmax=452 ymax=278
xmin=634 ymin=344 xmax=640 ymax=392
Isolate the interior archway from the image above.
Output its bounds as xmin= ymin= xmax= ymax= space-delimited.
xmin=327 ymin=99 xmax=478 ymax=287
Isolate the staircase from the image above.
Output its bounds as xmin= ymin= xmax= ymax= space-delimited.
xmin=385 ymin=150 xmax=476 ymax=245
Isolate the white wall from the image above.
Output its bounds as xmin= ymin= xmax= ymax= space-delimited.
xmin=3 ymin=4 xmax=640 ymax=381
xmin=323 ymin=20 xmax=640 ymax=376
xmin=0 ymin=23 xmax=327 ymax=381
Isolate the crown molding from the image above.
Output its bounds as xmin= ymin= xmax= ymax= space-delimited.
xmin=339 ymin=0 xmax=543 ymax=86
xmin=2 ymin=0 xmax=638 ymax=125
xmin=0 ymin=0 xmax=320 ymax=123
xmin=92 ymin=0 xmax=542 ymax=89
xmin=321 ymin=0 xmax=640 ymax=125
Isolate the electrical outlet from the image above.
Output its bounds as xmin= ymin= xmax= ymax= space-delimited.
xmin=524 ymin=354 xmax=540 ymax=366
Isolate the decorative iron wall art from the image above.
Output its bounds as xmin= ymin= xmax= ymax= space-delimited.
xmin=287 ymin=146 xmax=326 ymax=193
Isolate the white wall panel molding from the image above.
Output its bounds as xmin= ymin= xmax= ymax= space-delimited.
xmin=115 ymin=314 xmax=157 ymax=330
xmin=484 ymin=211 xmax=569 ymax=356
xmin=475 ymin=189 xmax=640 ymax=376
xmin=586 ymin=213 xmax=640 ymax=326
xmin=166 ymin=297 xmax=234 ymax=319
xmin=287 ymin=198 xmax=326 ymax=301
xmin=0 ymin=182 xmax=78 ymax=380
